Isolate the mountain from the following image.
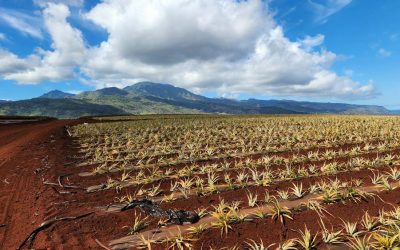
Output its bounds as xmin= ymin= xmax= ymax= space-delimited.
xmin=78 ymin=87 xmax=129 ymax=98
xmin=124 ymin=82 xmax=205 ymax=101
xmin=0 ymin=98 xmax=128 ymax=118
xmin=242 ymin=99 xmax=390 ymax=115
xmin=39 ymin=90 xmax=75 ymax=99
xmin=74 ymin=86 xmax=201 ymax=115
xmin=0 ymin=100 xmax=8 ymax=103
xmin=143 ymin=96 xmax=300 ymax=114
xmin=0 ymin=82 xmax=391 ymax=118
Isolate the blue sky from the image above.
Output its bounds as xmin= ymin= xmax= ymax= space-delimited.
xmin=270 ymin=0 xmax=400 ymax=108
xmin=0 ymin=0 xmax=399 ymax=109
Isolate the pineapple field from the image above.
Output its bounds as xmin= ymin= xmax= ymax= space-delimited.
xmin=1 ymin=115 xmax=400 ymax=249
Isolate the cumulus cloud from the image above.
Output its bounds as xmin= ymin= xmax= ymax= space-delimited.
xmin=0 ymin=0 xmax=376 ymax=99
xmin=2 ymin=3 xmax=86 ymax=83
xmin=82 ymin=0 xmax=375 ymax=99
xmin=309 ymin=0 xmax=352 ymax=23
xmin=86 ymin=0 xmax=273 ymax=65
xmin=0 ymin=49 xmax=38 ymax=75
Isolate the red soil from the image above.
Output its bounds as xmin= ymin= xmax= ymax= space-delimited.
xmin=0 ymin=119 xmax=92 ymax=249
xmin=0 ymin=119 xmax=161 ymax=249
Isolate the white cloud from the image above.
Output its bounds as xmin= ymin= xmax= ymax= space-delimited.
xmin=378 ymin=48 xmax=392 ymax=57
xmin=0 ymin=8 xmax=43 ymax=39
xmin=34 ymin=0 xmax=84 ymax=7
xmin=0 ymin=33 xmax=5 ymax=41
xmin=0 ymin=49 xmax=38 ymax=75
xmin=300 ymin=34 xmax=325 ymax=51
xmin=82 ymin=0 xmax=375 ymax=99
xmin=85 ymin=0 xmax=273 ymax=65
xmin=0 ymin=0 xmax=376 ymax=100
xmin=66 ymin=89 xmax=83 ymax=94
xmin=2 ymin=3 xmax=86 ymax=83
xmin=309 ymin=0 xmax=352 ymax=23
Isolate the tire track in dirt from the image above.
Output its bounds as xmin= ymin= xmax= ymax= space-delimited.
xmin=0 ymin=120 xmax=81 ymax=249
xmin=0 ymin=158 xmax=25 ymax=245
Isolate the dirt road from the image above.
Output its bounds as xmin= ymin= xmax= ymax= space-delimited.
xmin=0 ymin=120 xmax=79 ymax=249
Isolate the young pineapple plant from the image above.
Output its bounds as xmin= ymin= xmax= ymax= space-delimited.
xmin=342 ymin=221 xmax=362 ymax=238
xmin=346 ymin=236 xmax=371 ymax=250
xmin=295 ymin=226 xmax=318 ymax=250
xmin=161 ymin=193 xmax=176 ymax=203
xmin=319 ymin=219 xmax=344 ymax=245
xmin=361 ymin=212 xmax=380 ymax=232
xmin=322 ymin=188 xmax=340 ymax=204
xmin=290 ymin=183 xmax=306 ymax=199
xmin=137 ymin=234 xmax=157 ymax=250
xmin=125 ymin=212 xmax=148 ymax=235
xmin=188 ymin=224 xmax=206 ymax=235
xmin=210 ymin=200 xmax=243 ymax=235
xmin=375 ymin=234 xmax=399 ymax=249
xmin=276 ymin=239 xmax=297 ymax=250
xmin=195 ymin=208 xmax=208 ymax=219
xmin=386 ymin=167 xmax=400 ymax=181
xmin=380 ymin=177 xmax=394 ymax=191
xmin=246 ymin=191 xmax=258 ymax=208
xmin=207 ymin=172 xmax=220 ymax=193
xmin=236 ymin=171 xmax=248 ymax=187
xmin=270 ymin=198 xmax=293 ymax=225
xmin=245 ymin=239 xmax=275 ymax=250
xmin=277 ymin=190 xmax=290 ymax=200
xmin=147 ymin=183 xmax=162 ymax=198
xmin=166 ymin=229 xmax=196 ymax=250
xmin=224 ymin=173 xmax=236 ymax=190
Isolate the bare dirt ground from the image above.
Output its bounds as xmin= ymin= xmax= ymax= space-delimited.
xmin=0 ymin=119 xmax=87 ymax=249
xmin=0 ymin=119 xmax=137 ymax=249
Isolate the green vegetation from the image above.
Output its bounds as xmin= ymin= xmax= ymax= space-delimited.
xmin=0 ymin=82 xmax=391 ymax=118
xmin=0 ymin=98 xmax=128 ymax=119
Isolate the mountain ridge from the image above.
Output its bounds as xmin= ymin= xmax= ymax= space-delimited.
xmin=0 ymin=82 xmax=392 ymax=118
xmin=0 ymin=98 xmax=128 ymax=118
xmin=124 ymin=81 xmax=206 ymax=101
xmin=39 ymin=90 xmax=75 ymax=99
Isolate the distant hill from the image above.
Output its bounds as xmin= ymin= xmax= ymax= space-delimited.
xmin=242 ymin=99 xmax=390 ymax=115
xmin=0 ymin=82 xmax=392 ymax=118
xmin=0 ymin=98 xmax=128 ymax=118
xmin=124 ymin=82 xmax=205 ymax=101
xmin=39 ymin=90 xmax=75 ymax=99
xmin=74 ymin=86 xmax=201 ymax=115
xmin=144 ymin=96 xmax=301 ymax=114
xmin=78 ymin=87 xmax=129 ymax=98
xmin=0 ymin=100 xmax=8 ymax=103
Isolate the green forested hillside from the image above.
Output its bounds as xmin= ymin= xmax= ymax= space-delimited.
xmin=0 ymin=82 xmax=392 ymax=118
